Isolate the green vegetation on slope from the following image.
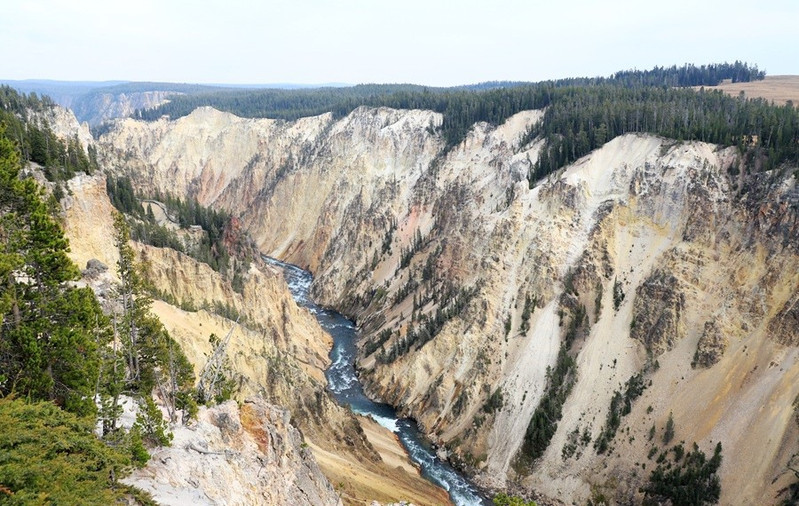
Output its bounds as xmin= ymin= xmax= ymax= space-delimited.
xmin=493 ymin=492 xmax=538 ymax=506
xmin=528 ymin=84 xmax=799 ymax=182
xmin=0 ymin=398 xmax=142 ymax=505
xmin=594 ymin=372 xmax=648 ymax=454
xmin=517 ymin=289 xmax=587 ymax=467
xmin=106 ymin=175 xmax=252 ymax=283
xmin=643 ymin=442 xmax=723 ymax=505
xmin=0 ymin=125 xmax=105 ymax=416
xmin=105 ymin=214 xmax=196 ymax=415
xmin=0 ymin=85 xmax=97 ymax=183
xmin=0 ymin=125 xmax=165 ymax=503
xmin=516 ymin=345 xmax=576 ymax=466
xmin=377 ymin=284 xmax=478 ymax=363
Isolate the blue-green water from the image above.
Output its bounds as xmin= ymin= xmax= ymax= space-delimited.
xmin=267 ymin=257 xmax=488 ymax=506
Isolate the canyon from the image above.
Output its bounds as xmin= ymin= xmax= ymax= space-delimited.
xmin=49 ymin=94 xmax=799 ymax=504
xmin=62 ymin=168 xmax=449 ymax=505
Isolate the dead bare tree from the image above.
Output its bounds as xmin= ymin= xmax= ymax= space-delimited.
xmin=197 ymin=317 xmax=239 ymax=403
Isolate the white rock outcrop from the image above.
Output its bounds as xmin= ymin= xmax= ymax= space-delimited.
xmin=124 ymin=399 xmax=342 ymax=506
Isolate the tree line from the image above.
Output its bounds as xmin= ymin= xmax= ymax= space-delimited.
xmin=527 ymin=84 xmax=799 ymax=184
xmin=610 ymin=61 xmax=764 ymax=87
xmin=133 ymin=62 xmax=776 ymax=152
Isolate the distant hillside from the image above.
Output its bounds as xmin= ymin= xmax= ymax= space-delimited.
xmin=68 ymin=82 xmax=229 ymax=125
xmin=0 ymin=79 xmax=128 ymax=108
xmin=0 ymin=80 xmax=345 ymax=125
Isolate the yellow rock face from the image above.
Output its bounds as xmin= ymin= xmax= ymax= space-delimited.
xmin=62 ymin=168 xmax=452 ymax=505
xmin=93 ymin=105 xmax=799 ymax=505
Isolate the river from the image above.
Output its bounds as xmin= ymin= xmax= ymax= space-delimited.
xmin=266 ymin=257 xmax=489 ymax=506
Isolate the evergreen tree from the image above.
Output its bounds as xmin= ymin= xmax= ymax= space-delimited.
xmin=112 ymin=214 xmax=195 ymax=422
xmin=0 ymin=398 xmax=134 ymax=504
xmin=643 ymin=442 xmax=722 ymax=505
xmin=114 ymin=212 xmax=149 ymax=390
xmin=0 ymin=126 xmax=108 ymax=416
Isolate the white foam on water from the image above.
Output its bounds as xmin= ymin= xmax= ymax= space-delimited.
xmin=353 ymin=409 xmax=401 ymax=433
xmin=327 ymin=371 xmax=357 ymax=394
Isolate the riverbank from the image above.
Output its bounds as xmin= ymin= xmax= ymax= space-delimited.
xmin=310 ymin=415 xmax=452 ymax=505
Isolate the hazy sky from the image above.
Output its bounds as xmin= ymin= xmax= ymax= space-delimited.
xmin=3 ymin=0 xmax=797 ymax=86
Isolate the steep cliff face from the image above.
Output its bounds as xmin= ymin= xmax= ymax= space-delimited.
xmin=97 ymin=106 xmax=799 ymax=504
xmin=29 ymin=103 xmax=94 ymax=148
xmin=73 ymin=90 xmax=175 ymax=126
xmin=99 ymin=106 xmax=337 ymax=208
xmin=131 ymin=243 xmax=330 ymax=378
xmin=485 ymin=138 xmax=798 ymax=504
xmin=63 ymin=173 xmax=120 ymax=275
xmin=629 ymin=269 xmax=685 ymax=355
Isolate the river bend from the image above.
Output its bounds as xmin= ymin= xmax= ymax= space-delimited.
xmin=266 ymin=257 xmax=488 ymax=506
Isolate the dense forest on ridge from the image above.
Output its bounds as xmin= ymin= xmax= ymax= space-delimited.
xmin=132 ymin=62 xmax=799 ymax=178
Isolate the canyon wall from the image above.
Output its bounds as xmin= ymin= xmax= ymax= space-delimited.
xmin=97 ymin=106 xmax=799 ymax=504
xmin=62 ymin=172 xmax=449 ymax=505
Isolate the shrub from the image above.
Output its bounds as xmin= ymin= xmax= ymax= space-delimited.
xmin=0 ymin=398 xmax=131 ymax=504
xmin=134 ymin=396 xmax=173 ymax=447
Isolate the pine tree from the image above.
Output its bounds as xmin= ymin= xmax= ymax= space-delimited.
xmin=0 ymin=125 xmax=108 ymax=416
xmin=114 ymin=212 xmax=147 ymax=389
xmin=112 ymin=213 xmax=195 ymax=422
xmin=0 ymin=398 xmax=132 ymax=503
